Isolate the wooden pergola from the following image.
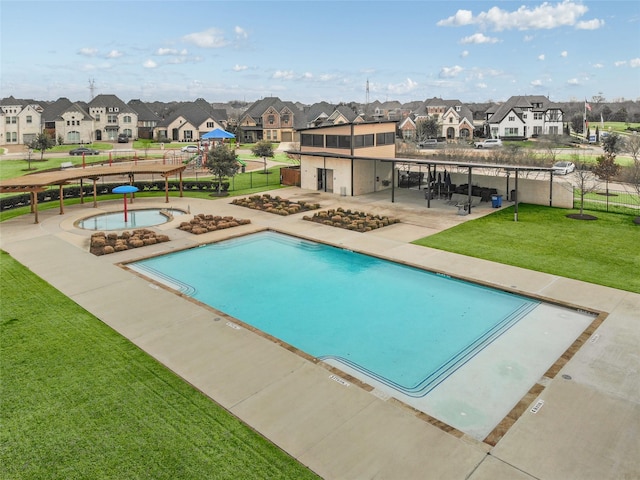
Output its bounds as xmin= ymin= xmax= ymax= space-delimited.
xmin=0 ymin=163 xmax=187 ymax=223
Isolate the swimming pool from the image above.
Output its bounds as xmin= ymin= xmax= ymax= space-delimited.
xmin=128 ymin=231 xmax=596 ymax=439
xmin=77 ymin=208 xmax=185 ymax=230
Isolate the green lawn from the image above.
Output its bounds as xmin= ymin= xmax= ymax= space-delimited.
xmin=412 ymin=204 xmax=640 ymax=293
xmin=0 ymin=251 xmax=320 ymax=480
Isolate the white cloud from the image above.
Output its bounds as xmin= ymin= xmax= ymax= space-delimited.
xmin=234 ymin=26 xmax=248 ymax=39
xmin=106 ymin=50 xmax=123 ymax=59
xmin=460 ymin=33 xmax=499 ymax=45
xmin=437 ymin=9 xmax=474 ymax=27
xmin=523 ymin=35 xmax=534 ymax=42
xmin=567 ymin=78 xmax=580 ymax=85
xmin=538 ymin=54 xmax=545 ymax=61
xmin=438 ymin=2 xmax=602 ymax=32
xmin=576 ymin=19 xmax=604 ymax=30
xmin=530 ymin=79 xmax=543 ymax=87
xmin=273 ymin=70 xmax=295 ymax=80
xmin=233 ymin=64 xmax=248 ymax=72
xmin=319 ymin=74 xmax=338 ymax=82
xmin=614 ymin=60 xmax=626 ymax=67
xmin=561 ymin=51 xmax=568 ymax=57
xmin=387 ymin=78 xmax=419 ymax=95
xmin=183 ymin=28 xmax=228 ymax=48
xmin=630 ymin=58 xmax=640 ymax=68
xmin=460 ymin=50 xmax=469 ymax=58
xmin=477 ymin=82 xmax=488 ymax=89
xmin=592 ymin=63 xmax=604 ymax=68
xmin=143 ymin=59 xmax=157 ymax=69
xmin=439 ymin=65 xmax=464 ymax=78
xmin=302 ymin=72 xmax=313 ymax=79
xmin=78 ymin=47 xmax=98 ymax=57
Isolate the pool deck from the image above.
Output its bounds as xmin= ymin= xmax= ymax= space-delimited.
xmin=1 ymin=188 xmax=638 ymax=479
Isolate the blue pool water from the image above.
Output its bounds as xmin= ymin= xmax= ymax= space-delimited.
xmin=78 ymin=208 xmax=185 ymax=230
xmin=130 ymin=231 xmax=539 ymax=397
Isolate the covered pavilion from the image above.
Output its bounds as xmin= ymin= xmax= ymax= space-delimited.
xmin=0 ymin=163 xmax=187 ymax=223
xmin=292 ymin=150 xmax=560 ymax=221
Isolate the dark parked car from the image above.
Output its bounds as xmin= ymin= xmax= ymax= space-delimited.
xmin=69 ymin=146 xmax=100 ymax=156
xmin=117 ymin=134 xmax=128 ymax=143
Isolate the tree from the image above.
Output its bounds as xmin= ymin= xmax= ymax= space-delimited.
xmin=251 ymin=140 xmax=274 ymax=173
xmin=572 ymin=159 xmax=601 ymax=217
xmin=416 ymin=118 xmax=439 ymax=141
xmin=570 ymin=114 xmax=584 ymax=134
xmin=593 ymin=133 xmax=622 ymax=201
xmin=27 ymin=133 xmax=55 ymax=162
xmin=623 ymin=134 xmax=640 ymax=203
xmin=204 ymin=144 xmax=240 ymax=194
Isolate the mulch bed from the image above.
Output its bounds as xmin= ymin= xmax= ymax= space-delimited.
xmin=231 ymin=193 xmax=320 ymax=216
xmin=178 ymin=213 xmax=250 ymax=234
xmin=90 ymin=229 xmax=169 ymax=256
xmin=566 ymin=213 xmax=598 ymax=220
xmin=303 ymin=208 xmax=399 ymax=232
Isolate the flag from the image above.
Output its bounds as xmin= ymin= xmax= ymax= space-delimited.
xmin=585 ymin=101 xmax=592 ymax=111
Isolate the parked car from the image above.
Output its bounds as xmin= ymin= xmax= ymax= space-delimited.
xmin=474 ymin=139 xmax=503 ymax=149
xmin=417 ymin=139 xmax=438 ymax=148
xmin=181 ymin=145 xmax=201 ymax=153
xmin=552 ymin=161 xmax=576 ymax=175
xmin=69 ymin=146 xmax=100 ymax=156
xmin=117 ymin=133 xmax=128 ymax=143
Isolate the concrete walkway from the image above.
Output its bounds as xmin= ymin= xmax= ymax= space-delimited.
xmin=1 ymin=188 xmax=638 ymax=479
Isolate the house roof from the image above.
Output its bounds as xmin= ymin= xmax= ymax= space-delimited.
xmin=486 ymin=95 xmax=562 ymax=124
xmin=127 ymin=99 xmax=161 ymax=122
xmin=41 ymin=97 xmax=92 ymax=122
xmin=88 ymin=94 xmax=135 ymax=114
xmin=157 ymin=100 xmax=226 ymax=128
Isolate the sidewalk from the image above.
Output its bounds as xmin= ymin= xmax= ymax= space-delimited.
xmin=1 ymin=189 xmax=638 ymax=479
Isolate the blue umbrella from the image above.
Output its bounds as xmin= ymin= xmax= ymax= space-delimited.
xmin=112 ymin=185 xmax=139 ymax=223
xmin=202 ymin=128 xmax=235 ymax=140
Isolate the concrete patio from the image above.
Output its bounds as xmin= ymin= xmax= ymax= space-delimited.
xmin=1 ymin=187 xmax=638 ymax=479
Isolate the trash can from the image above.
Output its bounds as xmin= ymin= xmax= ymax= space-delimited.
xmin=491 ymin=195 xmax=503 ymax=208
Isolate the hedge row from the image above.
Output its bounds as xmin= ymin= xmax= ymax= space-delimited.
xmin=0 ymin=180 xmax=230 ymax=211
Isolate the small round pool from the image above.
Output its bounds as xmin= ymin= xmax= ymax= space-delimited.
xmin=77 ymin=208 xmax=186 ymax=231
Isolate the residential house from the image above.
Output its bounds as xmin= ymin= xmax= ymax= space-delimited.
xmin=238 ymin=97 xmax=305 ymax=143
xmin=128 ymin=99 xmax=162 ymax=140
xmin=413 ymin=97 xmax=475 ymax=141
xmin=398 ymin=115 xmax=417 ymax=140
xmin=483 ymin=95 xmax=563 ymax=139
xmin=298 ymin=121 xmax=396 ymax=196
xmin=1 ymin=96 xmax=45 ymax=145
xmin=155 ymin=98 xmax=227 ymax=142
xmin=87 ymin=94 xmax=138 ymax=141
xmin=42 ymin=97 xmax=95 ymax=145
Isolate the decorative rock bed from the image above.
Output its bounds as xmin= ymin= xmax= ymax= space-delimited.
xmin=303 ymin=208 xmax=399 ymax=232
xmin=231 ymin=193 xmax=320 ymax=216
xmin=90 ymin=229 xmax=170 ymax=256
xmin=178 ymin=213 xmax=251 ymax=235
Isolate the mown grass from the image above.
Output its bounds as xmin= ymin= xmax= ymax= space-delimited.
xmin=0 ymin=251 xmax=320 ymax=480
xmin=412 ymin=204 xmax=640 ymax=293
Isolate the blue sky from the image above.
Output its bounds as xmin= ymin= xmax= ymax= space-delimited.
xmin=1 ymin=0 xmax=639 ymax=105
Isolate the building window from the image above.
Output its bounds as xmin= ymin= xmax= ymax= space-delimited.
xmin=505 ymin=127 xmax=519 ymax=136
xmin=206 ymin=122 xmax=214 ymax=128
xmin=123 ymin=116 xmax=131 ymax=123
xmin=107 ymin=114 xmax=117 ymax=123
xmin=508 ymin=116 xmax=515 ymax=122
xmin=534 ymin=126 xmax=543 ymax=135
xmin=376 ymin=132 xmax=395 ymax=145
xmin=549 ymin=126 xmax=559 ymax=135
xmin=301 ymin=134 xmax=324 ymax=147
xmin=26 ymin=115 xmax=32 ymax=123
xmin=282 ymin=114 xmax=289 ymax=124
xmin=95 ymin=114 xmax=100 ymax=121
xmin=354 ymin=134 xmax=374 ymax=148
xmin=534 ymin=113 xmax=543 ymax=120
xmin=266 ymin=130 xmax=271 ymax=140
xmin=268 ymin=115 xmax=275 ymax=124
xmin=523 ymin=114 xmax=527 ymax=119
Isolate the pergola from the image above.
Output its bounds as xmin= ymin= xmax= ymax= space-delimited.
xmin=0 ymin=163 xmax=187 ymax=223
xmin=293 ymin=150 xmax=558 ymax=221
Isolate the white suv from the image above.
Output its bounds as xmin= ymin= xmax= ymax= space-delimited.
xmin=474 ymin=139 xmax=503 ymax=148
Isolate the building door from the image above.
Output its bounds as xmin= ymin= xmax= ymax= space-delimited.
xmin=317 ymin=168 xmax=333 ymax=193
